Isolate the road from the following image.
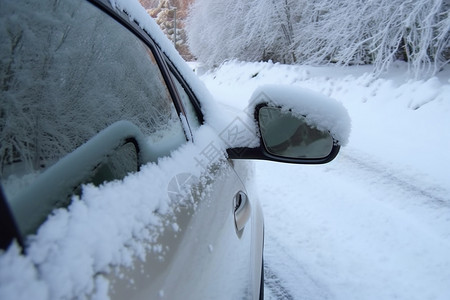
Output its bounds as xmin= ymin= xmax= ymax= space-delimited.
xmin=198 ymin=61 xmax=450 ymax=299
xmin=256 ymin=147 xmax=450 ymax=300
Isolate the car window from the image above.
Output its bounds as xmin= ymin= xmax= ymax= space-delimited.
xmin=0 ymin=0 xmax=187 ymax=234
xmin=170 ymin=71 xmax=202 ymax=130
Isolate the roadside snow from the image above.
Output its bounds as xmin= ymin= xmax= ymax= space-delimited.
xmin=199 ymin=61 xmax=450 ymax=300
xmin=200 ymin=60 xmax=450 ymax=188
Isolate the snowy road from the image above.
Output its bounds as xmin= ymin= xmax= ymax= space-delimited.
xmin=258 ymin=148 xmax=450 ymax=300
xmin=199 ymin=61 xmax=450 ymax=299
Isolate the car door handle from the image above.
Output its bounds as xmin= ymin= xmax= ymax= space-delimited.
xmin=234 ymin=191 xmax=251 ymax=232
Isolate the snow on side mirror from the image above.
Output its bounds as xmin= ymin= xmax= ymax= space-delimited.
xmin=227 ymin=85 xmax=351 ymax=164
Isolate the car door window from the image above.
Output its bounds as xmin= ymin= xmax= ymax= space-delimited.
xmin=0 ymin=0 xmax=187 ymax=234
xmin=170 ymin=71 xmax=202 ymax=130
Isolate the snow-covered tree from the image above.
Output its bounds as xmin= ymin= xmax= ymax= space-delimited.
xmin=291 ymin=0 xmax=450 ymax=77
xmin=186 ymin=0 xmax=449 ymax=77
xmin=186 ymin=0 xmax=244 ymax=66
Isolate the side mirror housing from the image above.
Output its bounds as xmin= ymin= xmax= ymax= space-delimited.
xmin=227 ymin=85 xmax=350 ymax=164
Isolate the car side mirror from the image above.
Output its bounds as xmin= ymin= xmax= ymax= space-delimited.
xmin=258 ymin=105 xmax=338 ymax=159
xmin=226 ymin=85 xmax=350 ymax=164
xmin=227 ymin=104 xmax=339 ymax=164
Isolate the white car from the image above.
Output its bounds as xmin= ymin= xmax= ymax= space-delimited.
xmin=0 ymin=0 xmax=349 ymax=299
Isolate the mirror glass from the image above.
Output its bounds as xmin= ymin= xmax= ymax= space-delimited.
xmin=89 ymin=141 xmax=139 ymax=187
xmin=258 ymin=107 xmax=334 ymax=159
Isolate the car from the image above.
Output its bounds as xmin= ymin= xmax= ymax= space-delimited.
xmin=0 ymin=0 xmax=350 ymax=299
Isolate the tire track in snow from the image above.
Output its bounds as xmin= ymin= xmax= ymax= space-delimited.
xmin=335 ymin=150 xmax=450 ymax=240
xmin=339 ymin=151 xmax=450 ymax=208
xmin=263 ymin=232 xmax=332 ymax=300
xmin=264 ymin=262 xmax=294 ymax=300
xmin=258 ymin=149 xmax=450 ymax=300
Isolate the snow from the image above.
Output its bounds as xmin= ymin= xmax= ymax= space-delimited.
xmin=1 ymin=56 xmax=449 ymax=299
xmin=186 ymin=0 xmax=449 ymax=78
xmin=198 ymin=60 xmax=450 ymax=300
xmin=0 ymin=125 xmax=229 ymax=300
xmin=1 ymin=1 xmax=234 ymax=298
xmin=1 ymin=0 xmax=449 ymax=298
xmin=0 ymin=242 xmax=48 ymax=300
xmin=200 ymin=60 xmax=450 ymax=188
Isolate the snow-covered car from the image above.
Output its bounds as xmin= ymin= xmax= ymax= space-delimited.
xmin=0 ymin=0 xmax=349 ymax=299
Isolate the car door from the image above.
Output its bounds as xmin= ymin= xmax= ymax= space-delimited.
xmin=0 ymin=0 xmax=262 ymax=299
xmin=105 ymin=62 xmax=263 ymax=299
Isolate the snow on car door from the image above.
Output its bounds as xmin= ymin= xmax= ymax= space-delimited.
xmin=107 ymin=149 xmax=256 ymax=299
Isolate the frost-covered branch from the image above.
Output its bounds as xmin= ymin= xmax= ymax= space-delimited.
xmin=186 ymin=0 xmax=449 ymax=77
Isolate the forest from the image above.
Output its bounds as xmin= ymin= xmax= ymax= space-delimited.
xmin=187 ymin=0 xmax=449 ymax=78
xmin=144 ymin=0 xmax=449 ymax=78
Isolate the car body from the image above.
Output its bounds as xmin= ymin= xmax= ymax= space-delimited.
xmin=0 ymin=0 xmax=348 ymax=299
